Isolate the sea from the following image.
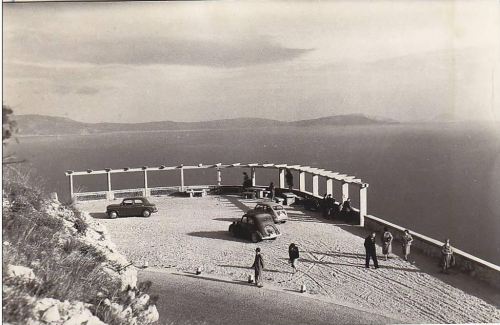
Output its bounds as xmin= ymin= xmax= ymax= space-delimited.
xmin=5 ymin=122 xmax=500 ymax=266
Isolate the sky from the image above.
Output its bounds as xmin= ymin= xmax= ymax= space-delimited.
xmin=3 ymin=0 xmax=500 ymax=123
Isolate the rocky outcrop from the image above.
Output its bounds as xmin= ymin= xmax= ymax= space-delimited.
xmin=2 ymin=193 xmax=159 ymax=325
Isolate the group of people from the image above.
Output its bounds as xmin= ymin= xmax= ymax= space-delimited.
xmin=251 ymin=243 xmax=300 ymax=287
xmin=252 ymin=228 xmax=455 ymax=287
xmin=364 ymin=228 xmax=455 ymax=273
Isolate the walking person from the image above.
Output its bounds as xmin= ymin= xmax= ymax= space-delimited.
xmin=252 ymin=247 xmax=265 ymax=287
xmin=364 ymin=232 xmax=379 ymax=269
xmin=401 ymin=229 xmax=413 ymax=261
xmin=381 ymin=227 xmax=394 ymax=261
xmin=288 ymin=243 xmax=300 ymax=273
xmin=441 ymin=239 xmax=454 ymax=274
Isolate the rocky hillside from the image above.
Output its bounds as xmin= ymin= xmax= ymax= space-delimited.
xmin=2 ymin=168 xmax=159 ymax=325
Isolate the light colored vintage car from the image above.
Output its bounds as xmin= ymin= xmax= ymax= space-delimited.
xmin=247 ymin=202 xmax=288 ymax=223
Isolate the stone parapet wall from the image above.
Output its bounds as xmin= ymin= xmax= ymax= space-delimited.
xmin=364 ymin=215 xmax=500 ymax=290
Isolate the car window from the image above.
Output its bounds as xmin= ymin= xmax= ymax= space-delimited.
xmin=255 ymin=204 xmax=264 ymax=210
xmin=241 ymin=216 xmax=248 ymax=223
xmin=247 ymin=217 xmax=255 ymax=225
xmin=123 ymin=199 xmax=133 ymax=205
xmin=273 ymin=206 xmax=283 ymax=211
xmin=134 ymin=199 xmax=144 ymax=204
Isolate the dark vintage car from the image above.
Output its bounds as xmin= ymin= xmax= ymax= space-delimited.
xmin=247 ymin=202 xmax=288 ymax=223
xmin=228 ymin=213 xmax=281 ymax=243
xmin=106 ymin=197 xmax=158 ymax=219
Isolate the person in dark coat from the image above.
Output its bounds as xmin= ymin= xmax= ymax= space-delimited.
xmin=285 ymin=169 xmax=294 ymax=190
xmin=326 ymin=194 xmax=335 ymax=218
xmin=288 ymin=243 xmax=300 ymax=273
xmin=252 ymin=247 xmax=265 ymax=287
xmin=268 ymin=182 xmax=275 ymax=201
xmin=242 ymin=172 xmax=252 ymax=190
xmin=364 ymin=232 xmax=379 ymax=269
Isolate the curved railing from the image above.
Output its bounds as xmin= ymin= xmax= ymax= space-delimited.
xmin=65 ymin=162 xmax=500 ymax=288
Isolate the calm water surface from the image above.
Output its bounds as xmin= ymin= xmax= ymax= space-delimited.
xmin=7 ymin=123 xmax=500 ymax=265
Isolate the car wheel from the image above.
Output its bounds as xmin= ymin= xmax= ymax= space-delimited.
xmin=108 ymin=211 xmax=118 ymax=219
xmin=142 ymin=209 xmax=151 ymax=217
xmin=251 ymin=233 xmax=260 ymax=243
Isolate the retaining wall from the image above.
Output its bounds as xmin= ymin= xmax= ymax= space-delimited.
xmin=364 ymin=214 xmax=500 ymax=290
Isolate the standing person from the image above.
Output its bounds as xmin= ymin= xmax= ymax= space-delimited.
xmin=252 ymin=247 xmax=265 ymax=287
xmin=364 ymin=232 xmax=379 ymax=269
xmin=242 ymin=172 xmax=251 ymax=191
xmin=326 ymin=194 xmax=335 ymax=218
xmin=268 ymin=182 xmax=275 ymax=201
xmin=288 ymin=243 xmax=300 ymax=273
xmin=441 ymin=239 xmax=454 ymax=274
xmin=401 ymin=230 xmax=413 ymax=261
xmin=285 ymin=169 xmax=294 ymax=190
xmin=382 ymin=227 xmax=394 ymax=261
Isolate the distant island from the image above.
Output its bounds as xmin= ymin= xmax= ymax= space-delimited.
xmin=14 ymin=113 xmax=398 ymax=136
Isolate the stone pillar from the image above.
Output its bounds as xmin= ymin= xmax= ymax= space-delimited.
xmin=251 ymin=167 xmax=256 ymax=187
xmin=144 ymin=170 xmax=150 ymax=197
xmin=299 ymin=172 xmax=306 ymax=192
xmin=312 ymin=174 xmax=319 ymax=196
xmin=342 ymin=181 xmax=349 ymax=202
xmin=359 ymin=184 xmax=369 ymax=227
xmin=217 ymin=168 xmax=222 ymax=186
xmin=279 ymin=169 xmax=285 ymax=188
xmin=180 ymin=167 xmax=185 ymax=191
xmin=326 ymin=178 xmax=333 ymax=196
xmin=68 ymin=174 xmax=75 ymax=202
xmin=106 ymin=172 xmax=114 ymax=200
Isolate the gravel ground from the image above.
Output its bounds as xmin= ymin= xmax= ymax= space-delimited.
xmin=78 ymin=195 xmax=500 ymax=324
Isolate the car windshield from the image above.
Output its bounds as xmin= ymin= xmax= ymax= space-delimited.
xmin=272 ymin=206 xmax=283 ymax=211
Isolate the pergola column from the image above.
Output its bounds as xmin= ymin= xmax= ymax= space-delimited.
xmin=251 ymin=167 xmax=256 ymax=186
xmin=359 ymin=183 xmax=369 ymax=227
xmin=326 ymin=178 xmax=333 ymax=196
xmin=68 ymin=174 xmax=75 ymax=202
xmin=180 ymin=167 xmax=185 ymax=191
xmin=299 ymin=172 xmax=306 ymax=192
xmin=279 ymin=169 xmax=285 ymax=188
xmin=143 ymin=170 xmax=150 ymax=197
xmin=342 ymin=181 xmax=349 ymax=202
xmin=312 ymin=174 xmax=319 ymax=196
xmin=106 ymin=171 xmax=114 ymax=200
xmin=216 ymin=168 xmax=222 ymax=186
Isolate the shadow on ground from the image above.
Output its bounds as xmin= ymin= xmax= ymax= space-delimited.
xmin=187 ymin=231 xmax=247 ymax=243
xmin=90 ymin=212 xmax=109 ymax=219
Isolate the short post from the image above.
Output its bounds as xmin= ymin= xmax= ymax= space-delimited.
xmin=299 ymin=172 xmax=306 ymax=192
xmin=216 ymin=168 xmax=222 ymax=186
xmin=251 ymin=167 xmax=256 ymax=187
xmin=106 ymin=170 xmax=114 ymax=200
xmin=143 ymin=169 xmax=150 ymax=197
xmin=326 ymin=178 xmax=333 ymax=196
xmin=279 ymin=169 xmax=285 ymax=188
xmin=180 ymin=167 xmax=185 ymax=192
xmin=359 ymin=183 xmax=368 ymax=227
xmin=341 ymin=181 xmax=349 ymax=202
xmin=312 ymin=174 xmax=319 ymax=196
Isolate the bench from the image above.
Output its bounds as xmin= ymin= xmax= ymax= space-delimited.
xmin=241 ymin=191 xmax=257 ymax=199
xmin=185 ymin=188 xmax=207 ymax=198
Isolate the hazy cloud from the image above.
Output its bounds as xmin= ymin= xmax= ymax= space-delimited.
xmin=5 ymin=31 xmax=312 ymax=67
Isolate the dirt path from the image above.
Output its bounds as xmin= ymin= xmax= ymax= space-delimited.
xmin=78 ymin=195 xmax=500 ymax=324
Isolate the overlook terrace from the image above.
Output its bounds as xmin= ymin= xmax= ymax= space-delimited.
xmin=66 ymin=162 xmax=499 ymax=290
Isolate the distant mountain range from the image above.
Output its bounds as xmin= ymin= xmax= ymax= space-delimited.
xmin=14 ymin=113 xmax=398 ymax=136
